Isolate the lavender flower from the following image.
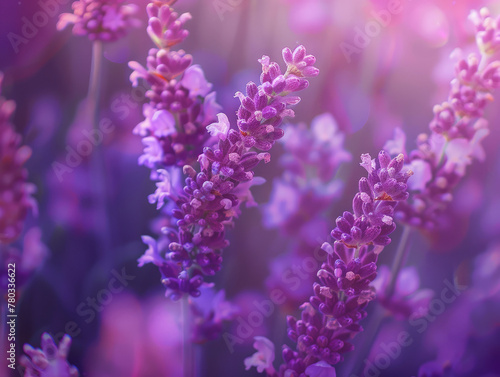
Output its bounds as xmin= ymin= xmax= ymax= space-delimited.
xmin=469 ymin=7 xmax=500 ymax=56
xmin=0 ymin=73 xmax=36 ymax=245
xmin=387 ymin=8 xmax=500 ymax=230
xmin=137 ymin=45 xmax=319 ymax=300
xmin=57 ymin=0 xmax=140 ymax=41
xmin=129 ymin=1 xmax=221 ymax=168
xmin=20 ymin=333 xmax=79 ymax=377
xmin=246 ymin=151 xmax=412 ymax=376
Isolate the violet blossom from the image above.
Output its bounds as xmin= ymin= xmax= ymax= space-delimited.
xmin=247 ymin=151 xmax=413 ymax=376
xmin=20 ymin=333 xmax=79 ymax=377
xmin=387 ymin=8 xmax=500 ymax=230
xmin=57 ymin=0 xmax=140 ymax=42
xmin=136 ymin=44 xmax=319 ymax=300
xmin=129 ymin=1 xmax=222 ymax=169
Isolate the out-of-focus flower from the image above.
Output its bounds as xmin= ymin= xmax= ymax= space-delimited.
xmin=1 ymin=227 xmax=49 ymax=289
xmin=85 ymin=293 xmax=184 ymax=377
xmin=389 ymin=9 xmax=500 ymax=230
xmin=0 ymin=73 xmax=36 ymax=244
xmin=372 ymin=265 xmax=434 ymax=319
xmin=20 ymin=333 xmax=79 ymax=377
xmin=263 ymin=113 xmax=349 ymax=235
xmin=469 ymin=7 xmax=500 ymax=56
xmin=244 ymin=336 xmax=276 ymax=374
xmin=190 ymin=285 xmax=239 ymax=343
xmin=0 ymin=74 xmax=47 ymax=289
xmin=57 ymin=0 xmax=140 ymax=42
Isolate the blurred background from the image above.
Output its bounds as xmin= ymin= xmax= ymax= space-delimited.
xmin=1 ymin=0 xmax=500 ymax=376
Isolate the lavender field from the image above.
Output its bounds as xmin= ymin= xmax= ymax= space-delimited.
xmin=1 ymin=0 xmax=500 ymax=376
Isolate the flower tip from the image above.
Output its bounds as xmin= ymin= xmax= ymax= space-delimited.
xmin=321 ymin=242 xmax=334 ymax=255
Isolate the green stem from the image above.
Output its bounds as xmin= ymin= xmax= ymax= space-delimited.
xmin=182 ymin=296 xmax=194 ymax=377
xmin=86 ymin=40 xmax=111 ymax=252
xmin=87 ymin=41 xmax=103 ymax=131
xmin=386 ymin=225 xmax=412 ymax=298
xmin=344 ymin=225 xmax=412 ymax=376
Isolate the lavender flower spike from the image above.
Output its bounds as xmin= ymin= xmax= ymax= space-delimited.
xmin=247 ymin=151 xmax=412 ymax=376
xmin=20 ymin=333 xmax=79 ymax=377
xmin=387 ymin=8 xmax=500 ymax=230
xmin=57 ymin=0 xmax=140 ymax=42
xmin=129 ymin=1 xmax=221 ymax=169
xmin=138 ymin=45 xmax=319 ymax=299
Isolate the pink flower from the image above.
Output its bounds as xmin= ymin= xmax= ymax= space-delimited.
xmin=20 ymin=333 xmax=79 ymax=377
xmin=150 ymin=110 xmax=177 ymax=137
xmin=181 ymin=65 xmax=213 ymax=97
xmin=244 ymin=336 xmax=276 ymax=374
xmin=206 ymin=113 xmax=230 ymax=141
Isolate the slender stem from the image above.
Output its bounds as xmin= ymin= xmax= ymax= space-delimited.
xmin=386 ymin=225 xmax=412 ymax=298
xmin=86 ymin=40 xmax=111 ymax=252
xmin=182 ymin=296 xmax=194 ymax=377
xmin=87 ymin=41 xmax=104 ymax=130
xmin=343 ymin=225 xmax=412 ymax=376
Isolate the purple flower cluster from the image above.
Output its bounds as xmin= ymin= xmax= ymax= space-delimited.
xmin=129 ymin=1 xmax=221 ymax=169
xmin=0 ymin=73 xmax=36 ymax=245
xmin=57 ymin=0 xmax=140 ymax=41
xmin=469 ymin=7 xmax=500 ymax=56
xmin=137 ymin=45 xmax=319 ymax=300
xmin=385 ymin=8 xmax=500 ymax=230
xmin=20 ymin=333 xmax=79 ymax=377
xmin=245 ymin=151 xmax=412 ymax=376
